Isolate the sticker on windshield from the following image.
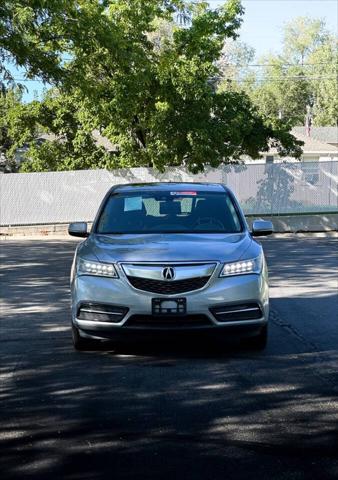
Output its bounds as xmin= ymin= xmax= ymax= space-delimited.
xmin=124 ymin=196 xmax=143 ymax=211
xmin=170 ymin=191 xmax=197 ymax=196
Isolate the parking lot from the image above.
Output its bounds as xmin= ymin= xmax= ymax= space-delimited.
xmin=1 ymin=235 xmax=338 ymax=480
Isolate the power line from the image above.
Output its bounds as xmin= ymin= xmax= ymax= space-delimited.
xmin=4 ymin=71 xmax=337 ymax=87
xmin=222 ymin=75 xmax=337 ymax=83
xmin=3 ymin=78 xmax=42 ymax=82
xmin=8 ymin=70 xmax=337 ymax=83
xmin=243 ymin=62 xmax=337 ymax=67
xmin=255 ymin=75 xmax=337 ymax=79
xmin=221 ymin=74 xmax=338 ymax=79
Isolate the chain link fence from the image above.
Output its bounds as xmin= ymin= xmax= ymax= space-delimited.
xmin=0 ymin=161 xmax=337 ymax=226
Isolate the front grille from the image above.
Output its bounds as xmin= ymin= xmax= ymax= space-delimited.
xmin=126 ymin=276 xmax=210 ymax=294
xmin=125 ymin=315 xmax=212 ymax=328
xmin=210 ymin=303 xmax=262 ymax=322
xmin=77 ymin=303 xmax=128 ymax=323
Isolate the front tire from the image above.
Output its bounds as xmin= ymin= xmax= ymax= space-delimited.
xmin=72 ymin=324 xmax=93 ymax=351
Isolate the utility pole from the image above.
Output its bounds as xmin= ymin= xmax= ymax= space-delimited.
xmin=305 ymin=104 xmax=312 ymax=137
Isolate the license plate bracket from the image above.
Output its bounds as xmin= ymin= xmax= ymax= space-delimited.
xmin=152 ymin=298 xmax=186 ymax=315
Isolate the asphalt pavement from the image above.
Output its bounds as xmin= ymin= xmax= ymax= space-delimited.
xmin=0 ymin=235 xmax=338 ymax=480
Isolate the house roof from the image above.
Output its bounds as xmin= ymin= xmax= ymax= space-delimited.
xmin=31 ymin=127 xmax=338 ymax=158
xmin=91 ymin=130 xmax=119 ymax=152
xmin=36 ymin=130 xmax=118 ymax=152
xmin=294 ymin=132 xmax=338 ymax=154
xmin=265 ymin=131 xmax=338 ymax=156
xmin=292 ymin=126 xmax=338 ymax=145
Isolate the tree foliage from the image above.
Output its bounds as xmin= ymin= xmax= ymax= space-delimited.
xmin=226 ymin=16 xmax=337 ymax=128
xmin=0 ymin=0 xmax=76 ymax=89
xmin=283 ymin=17 xmax=329 ymax=65
xmin=0 ymin=88 xmax=38 ymax=172
xmin=309 ymin=38 xmax=338 ymax=126
xmin=0 ymin=87 xmax=116 ymax=172
xmin=1 ymin=0 xmax=303 ymax=173
xmin=244 ymin=57 xmax=313 ymax=126
xmin=217 ymin=38 xmax=254 ymax=83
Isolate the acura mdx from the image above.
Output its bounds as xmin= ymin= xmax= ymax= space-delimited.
xmin=69 ymin=183 xmax=273 ymax=350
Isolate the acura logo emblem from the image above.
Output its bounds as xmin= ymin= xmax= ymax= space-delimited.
xmin=162 ymin=266 xmax=175 ymax=281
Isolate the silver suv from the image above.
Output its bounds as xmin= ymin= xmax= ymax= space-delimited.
xmin=69 ymin=183 xmax=273 ymax=350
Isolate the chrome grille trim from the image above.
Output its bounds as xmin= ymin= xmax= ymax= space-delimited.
xmin=77 ymin=303 xmax=128 ymax=323
xmin=215 ymin=307 xmax=261 ymax=315
xmin=80 ymin=308 xmax=123 ymax=316
xmin=210 ymin=303 xmax=263 ymax=322
xmin=121 ymin=263 xmax=216 ymax=282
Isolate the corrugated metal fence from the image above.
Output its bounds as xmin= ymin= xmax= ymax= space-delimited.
xmin=0 ymin=161 xmax=337 ymax=226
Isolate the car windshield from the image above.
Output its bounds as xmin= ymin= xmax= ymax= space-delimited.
xmin=96 ymin=190 xmax=243 ymax=234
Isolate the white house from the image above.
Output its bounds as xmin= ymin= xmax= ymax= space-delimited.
xmin=244 ymin=126 xmax=338 ymax=165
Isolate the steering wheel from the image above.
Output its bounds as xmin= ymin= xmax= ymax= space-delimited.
xmin=194 ymin=217 xmax=224 ymax=230
xmin=147 ymin=223 xmax=189 ymax=231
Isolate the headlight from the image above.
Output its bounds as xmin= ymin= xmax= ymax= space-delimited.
xmin=77 ymin=258 xmax=119 ymax=278
xmin=220 ymin=255 xmax=262 ymax=277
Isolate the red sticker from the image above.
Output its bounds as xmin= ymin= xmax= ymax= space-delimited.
xmin=170 ymin=191 xmax=197 ymax=196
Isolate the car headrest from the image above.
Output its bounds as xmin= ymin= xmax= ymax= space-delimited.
xmin=194 ymin=199 xmax=211 ymax=216
xmin=159 ymin=201 xmax=181 ymax=215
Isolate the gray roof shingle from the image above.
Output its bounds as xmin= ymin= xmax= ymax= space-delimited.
xmin=292 ymin=127 xmax=338 ymax=145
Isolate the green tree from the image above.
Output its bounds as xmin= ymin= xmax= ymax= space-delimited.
xmin=216 ymin=38 xmax=255 ymax=90
xmin=309 ymin=38 xmax=338 ymax=126
xmin=240 ymin=16 xmax=336 ymax=127
xmin=16 ymin=90 xmax=114 ymax=172
xmin=2 ymin=1 xmax=302 ymax=173
xmin=0 ymin=89 xmax=20 ymax=172
xmin=0 ymin=87 xmax=40 ymax=172
xmin=246 ymin=57 xmax=312 ymax=125
xmin=0 ymin=0 xmax=78 ymax=89
xmin=283 ymin=17 xmax=329 ymax=65
xmin=0 ymin=86 xmax=114 ymax=173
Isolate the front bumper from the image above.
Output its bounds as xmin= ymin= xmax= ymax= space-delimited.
xmin=71 ymin=268 xmax=269 ymax=340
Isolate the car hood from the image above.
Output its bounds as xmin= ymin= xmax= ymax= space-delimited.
xmin=80 ymin=232 xmax=255 ymax=263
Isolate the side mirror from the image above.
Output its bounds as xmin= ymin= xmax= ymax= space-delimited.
xmin=68 ymin=222 xmax=88 ymax=238
xmin=252 ymin=219 xmax=273 ymax=237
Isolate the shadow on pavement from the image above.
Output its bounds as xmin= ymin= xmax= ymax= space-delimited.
xmin=1 ymin=239 xmax=338 ymax=480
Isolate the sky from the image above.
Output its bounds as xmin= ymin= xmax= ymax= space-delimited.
xmin=227 ymin=0 xmax=338 ymax=56
xmin=9 ymin=0 xmax=338 ymax=102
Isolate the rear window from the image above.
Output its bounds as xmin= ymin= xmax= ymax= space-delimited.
xmin=96 ymin=191 xmax=242 ymax=234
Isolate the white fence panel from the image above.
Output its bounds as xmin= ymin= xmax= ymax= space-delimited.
xmin=0 ymin=162 xmax=337 ymax=226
